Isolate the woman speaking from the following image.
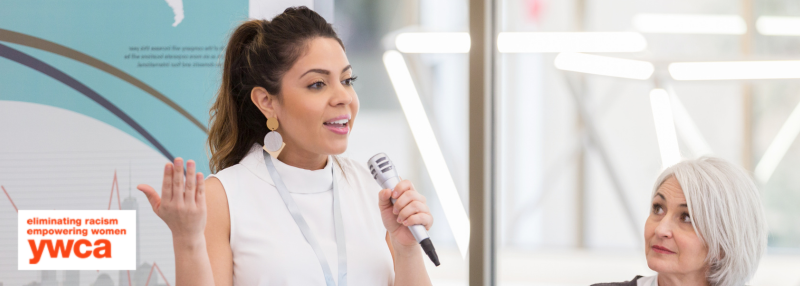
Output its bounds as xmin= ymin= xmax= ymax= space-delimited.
xmin=136 ymin=7 xmax=434 ymax=286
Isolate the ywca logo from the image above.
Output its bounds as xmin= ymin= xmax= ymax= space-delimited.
xmin=18 ymin=210 xmax=136 ymax=270
xmin=28 ymin=239 xmax=112 ymax=264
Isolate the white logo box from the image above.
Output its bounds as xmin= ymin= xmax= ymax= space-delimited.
xmin=18 ymin=210 xmax=137 ymax=270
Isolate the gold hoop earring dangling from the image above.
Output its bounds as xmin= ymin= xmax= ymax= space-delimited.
xmin=263 ymin=117 xmax=285 ymax=155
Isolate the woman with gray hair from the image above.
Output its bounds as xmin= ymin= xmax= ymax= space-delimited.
xmin=595 ymin=157 xmax=768 ymax=286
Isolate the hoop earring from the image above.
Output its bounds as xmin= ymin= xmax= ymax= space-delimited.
xmin=263 ymin=117 xmax=284 ymax=154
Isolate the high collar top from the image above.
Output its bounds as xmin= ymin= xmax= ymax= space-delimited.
xmin=240 ymin=143 xmax=334 ymax=194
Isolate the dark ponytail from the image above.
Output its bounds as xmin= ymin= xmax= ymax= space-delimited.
xmin=207 ymin=6 xmax=344 ymax=173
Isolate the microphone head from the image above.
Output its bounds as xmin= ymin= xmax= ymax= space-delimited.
xmin=367 ymin=153 xmax=399 ymax=187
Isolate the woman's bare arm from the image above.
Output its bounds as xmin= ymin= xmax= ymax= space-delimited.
xmin=204 ymin=177 xmax=233 ymax=286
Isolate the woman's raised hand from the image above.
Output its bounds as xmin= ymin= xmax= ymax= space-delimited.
xmin=378 ymin=179 xmax=433 ymax=247
xmin=137 ymin=158 xmax=207 ymax=242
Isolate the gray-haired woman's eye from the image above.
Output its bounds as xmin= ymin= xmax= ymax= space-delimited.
xmin=681 ymin=213 xmax=692 ymax=223
xmin=652 ymin=203 xmax=664 ymax=215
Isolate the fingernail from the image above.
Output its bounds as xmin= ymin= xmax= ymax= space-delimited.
xmin=392 ymin=191 xmax=398 ymax=198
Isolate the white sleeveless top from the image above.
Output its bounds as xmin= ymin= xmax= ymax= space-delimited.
xmin=208 ymin=144 xmax=395 ymax=286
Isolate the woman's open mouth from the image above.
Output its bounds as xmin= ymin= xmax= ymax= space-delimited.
xmin=323 ymin=116 xmax=350 ymax=135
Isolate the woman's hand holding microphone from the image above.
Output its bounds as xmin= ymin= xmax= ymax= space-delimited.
xmin=378 ymin=179 xmax=433 ymax=247
xmin=379 ymin=179 xmax=434 ymax=285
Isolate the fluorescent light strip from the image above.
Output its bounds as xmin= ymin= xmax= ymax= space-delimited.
xmin=497 ymin=32 xmax=647 ymax=53
xmin=649 ymin=89 xmax=682 ymax=169
xmin=667 ymin=88 xmax=713 ymax=157
xmin=382 ymin=50 xmax=471 ymax=257
xmin=554 ymin=52 xmax=654 ymax=80
xmin=395 ymin=32 xmax=471 ymax=53
xmin=754 ymin=100 xmax=800 ymax=183
xmin=757 ymin=16 xmax=800 ymax=36
xmin=633 ymin=13 xmax=747 ymax=35
xmin=669 ymin=61 xmax=800 ymax=80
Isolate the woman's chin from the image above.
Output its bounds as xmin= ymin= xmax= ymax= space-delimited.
xmin=646 ymin=255 xmax=676 ymax=274
xmin=323 ymin=142 xmax=348 ymax=155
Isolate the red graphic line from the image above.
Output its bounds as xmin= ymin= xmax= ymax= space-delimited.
xmin=145 ymin=264 xmax=153 ymax=286
xmin=1 ymin=185 xmax=18 ymax=213
xmin=97 ymin=170 xmax=127 ymax=274
xmin=155 ymin=263 xmax=171 ymax=286
xmin=116 ymin=171 xmax=121 ymax=209
xmin=108 ymin=170 xmax=121 ymax=210
xmin=144 ymin=262 xmax=171 ymax=286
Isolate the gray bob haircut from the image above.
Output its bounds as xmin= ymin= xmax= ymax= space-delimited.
xmin=653 ymin=157 xmax=767 ymax=286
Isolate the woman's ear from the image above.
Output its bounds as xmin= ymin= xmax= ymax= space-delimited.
xmin=251 ymin=86 xmax=278 ymax=118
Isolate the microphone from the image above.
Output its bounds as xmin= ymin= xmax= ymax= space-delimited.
xmin=368 ymin=153 xmax=440 ymax=266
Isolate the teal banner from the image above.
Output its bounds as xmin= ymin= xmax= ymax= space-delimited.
xmin=0 ymin=1 xmax=250 ymax=285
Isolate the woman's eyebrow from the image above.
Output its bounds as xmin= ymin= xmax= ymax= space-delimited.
xmin=654 ymin=193 xmax=666 ymax=200
xmin=300 ymin=68 xmax=330 ymax=78
xmin=299 ymin=65 xmax=352 ymax=79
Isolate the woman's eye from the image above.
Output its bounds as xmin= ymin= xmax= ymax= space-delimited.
xmin=652 ymin=204 xmax=664 ymax=215
xmin=342 ymin=76 xmax=357 ymax=86
xmin=681 ymin=213 xmax=692 ymax=223
xmin=308 ymin=81 xmax=325 ymax=90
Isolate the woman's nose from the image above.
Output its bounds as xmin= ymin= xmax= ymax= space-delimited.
xmin=654 ymin=218 xmax=674 ymax=239
xmin=330 ymin=82 xmax=353 ymax=106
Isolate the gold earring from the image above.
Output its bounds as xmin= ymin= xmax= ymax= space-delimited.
xmin=267 ymin=117 xmax=279 ymax=131
xmin=263 ymin=117 xmax=284 ymax=154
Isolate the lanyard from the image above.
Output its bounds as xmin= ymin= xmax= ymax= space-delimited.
xmin=263 ymin=151 xmax=347 ymax=286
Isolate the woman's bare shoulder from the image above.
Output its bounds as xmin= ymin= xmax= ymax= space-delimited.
xmin=203 ymin=176 xmax=230 ymax=230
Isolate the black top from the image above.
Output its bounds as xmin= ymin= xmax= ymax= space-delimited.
xmin=591 ymin=276 xmax=643 ymax=286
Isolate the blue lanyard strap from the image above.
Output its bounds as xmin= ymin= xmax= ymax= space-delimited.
xmin=263 ymin=151 xmax=347 ymax=286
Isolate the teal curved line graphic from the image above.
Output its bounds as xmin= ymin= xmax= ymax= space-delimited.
xmin=0 ymin=28 xmax=208 ymax=133
xmin=0 ymin=42 xmax=176 ymax=161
